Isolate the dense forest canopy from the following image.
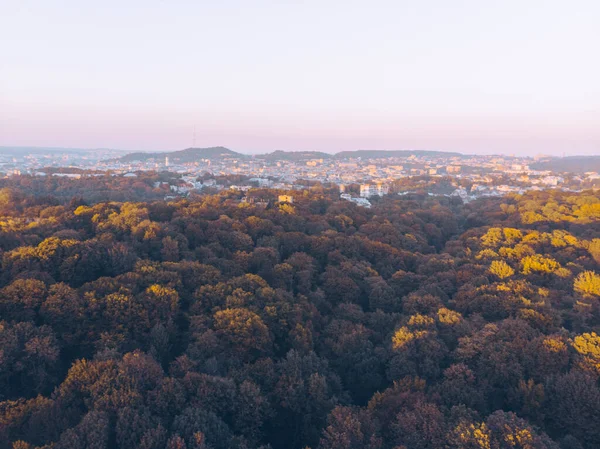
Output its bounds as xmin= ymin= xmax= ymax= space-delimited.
xmin=0 ymin=178 xmax=599 ymax=449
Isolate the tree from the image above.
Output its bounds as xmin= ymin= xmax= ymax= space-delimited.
xmin=0 ymin=321 xmax=60 ymax=398
xmin=0 ymin=279 xmax=47 ymax=322
xmin=485 ymin=410 xmax=558 ymax=449
xmin=233 ymin=380 xmax=268 ymax=442
xmin=438 ymin=364 xmax=483 ymax=409
xmin=574 ymin=271 xmax=600 ymax=297
xmin=572 ymin=332 xmax=600 ymax=375
xmin=391 ymin=400 xmax=446 ymax=449
xmin=489 ymin=260 xmax=515 ymax=280
xmin=319 ymin=406 xmax=381 ymax=449
xmin=521 ymin=255 xmax=562 ymax=275
xmin=171 ymin=407 xmax=232 ymax=449
xmin=115 ymin=406 xmax=158 ymax=448
xmin=447 ymin=420 xmax=492 ymax=449
xmin=161 ymin=236 xmax=180 ymax=262
xmin=55 ymin=411 xmax=110 ymax=449
xmin=213 ymin=308 xmax=272 ymax=358
xmin=271 ymin=350 xmax=342 ymax=449
xmin=544 ymin=371 xmax=600 ymax=447
xmin=40 ymin=282 xmax=86 ymax=348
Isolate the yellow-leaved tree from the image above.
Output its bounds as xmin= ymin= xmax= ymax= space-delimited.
xmin=572 ymin=332 xmax=600 ymax=375
xmin=574 ymin=271 xmax=600 ymax=297
xmin=521 ymin=254 xmax=561 ymax=275
xmin=489 ymin=260 xmax=514 ymax=279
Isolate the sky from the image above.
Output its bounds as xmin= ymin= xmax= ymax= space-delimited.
xmin=1 ymin=0 xmax=599 ymax=156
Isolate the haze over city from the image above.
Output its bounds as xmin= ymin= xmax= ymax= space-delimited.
xmin=1 ymin=0 xmax=600 ymax=155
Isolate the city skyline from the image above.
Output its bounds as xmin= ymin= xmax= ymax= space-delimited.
xmin=1 ymin=0 xmax=599 ymax=155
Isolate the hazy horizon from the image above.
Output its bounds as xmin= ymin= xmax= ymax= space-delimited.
xmin=3 ymin=144 xmax=598 ymax=160
xmin=1 ymin=1 xmax=599 ymax=156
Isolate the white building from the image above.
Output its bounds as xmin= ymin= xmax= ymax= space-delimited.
xmin=360 ymin=183 xmax=389 ymax=198
xmin=52 ymin=173 xmax=81 ymax=179
xmin=451 ymin=188 xmax=469 ymax=201
xmin=540 ymin=176 xmax=564 ymax=186
xmin=341 ymin=193 xmax=371 ymax=208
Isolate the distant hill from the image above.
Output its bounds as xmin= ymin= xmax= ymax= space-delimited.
xmin=333 ymin=150 xmax=463 ymax=159
xmin=116 ymin=147 xmax=468 ymax=164
xmin=118 ymin=147 xmax=245 ymax=163
xmin=257 ymin=150 xmax=333 ymax=162
xmin=0 ymin=146 xmax=120 ymax=155
xmin=531 ymin=156 xmax=600 ymax=173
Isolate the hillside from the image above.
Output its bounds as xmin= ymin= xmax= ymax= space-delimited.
xmin=334 ymin=149 xmax=464 ymax=159
xmin=118 ymin=147 xmax=468 ymax=164
xmin=118 ymin=146 xmax=245 ymax=163
xmin=256 ymin=150 xmax=333 ymax=162
xmin=531 ymin=156 xmax=600 ymax=173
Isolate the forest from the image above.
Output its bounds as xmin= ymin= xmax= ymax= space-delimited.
xmin=0 ymin=178 xmax=599 ymax=449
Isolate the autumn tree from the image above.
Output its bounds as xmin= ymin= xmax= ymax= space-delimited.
xmin=489 ymin=260 xmax=515 ymax=280
xmin=574 ymin=271 xmax=600 ymax=297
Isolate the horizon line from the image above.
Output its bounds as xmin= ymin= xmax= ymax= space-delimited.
xmin=0 ymin=145 xmax=583 ymax=159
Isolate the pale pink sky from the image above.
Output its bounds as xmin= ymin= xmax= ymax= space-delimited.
xmin=1 ymin=0 xmax=599 ymax=155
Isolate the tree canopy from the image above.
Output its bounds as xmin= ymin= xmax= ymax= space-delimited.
xmin=0 ymin=179 xmax=599 ymax=449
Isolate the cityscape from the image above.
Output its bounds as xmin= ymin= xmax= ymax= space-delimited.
xmin=1 ymin=146 xmax=599 ymax=208
xmin=1 ymin=0 xmax=599 ymax=448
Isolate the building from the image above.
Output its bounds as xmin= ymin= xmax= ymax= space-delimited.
xmin=360 ymin=184 xmax=370 ymax=197
xmin=242 ymin=196 xmax=269 ymax=208
xmin=360 ymin=183 xmax=389 ymax=198
xmin=451 ymin=188 xmax=469 ymax=200
xmin=446 ymin=165 xmax=461 ymax=174
xmin=540 ymin=176 xmax=563 ymax=186
xmin=249 ymin=177 xmax=272 ymax=187
xmin=52 ymin=173 xmax=81 ymax=179
xmin=341 ymin=193 xmax=371 ymax=208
